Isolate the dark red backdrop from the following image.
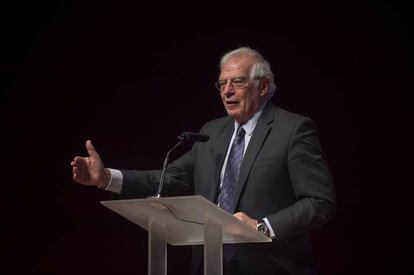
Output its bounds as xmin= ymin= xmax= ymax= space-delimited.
xmin=3 ymin=1 xmax=409 ymax=274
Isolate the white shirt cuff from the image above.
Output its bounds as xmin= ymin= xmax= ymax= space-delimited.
xmin=105 ymin=168 xmax=123 ymax=194
xmin=263 ymin=217 xmax=276 ymax=239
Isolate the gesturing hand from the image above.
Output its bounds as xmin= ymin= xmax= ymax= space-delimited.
xmin=71 ymin=140 xmax=110 ymax=189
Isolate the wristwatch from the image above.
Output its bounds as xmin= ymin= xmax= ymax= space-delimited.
xmin=256 ymin=219 xmax=269 ymax=237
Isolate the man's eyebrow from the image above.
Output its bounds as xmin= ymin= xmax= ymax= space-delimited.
xmin=219 ymin=76 xmax=248 ymax=81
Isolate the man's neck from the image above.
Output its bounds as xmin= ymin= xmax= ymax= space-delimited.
xmin=235 ymin=100 xmax=268 ymax=125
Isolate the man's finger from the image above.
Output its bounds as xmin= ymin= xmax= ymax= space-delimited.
xmin=73 ymin=173 xmax=81 ymax=182
xmin=74 ymin=156 xmax=85 ymax=163
xmin=72 ymin=157 xmax=83 ymax=167
xmin=233 ymin=212 xmax=245 ymax=221
xmin=86 ymin=140 xmax=100 ymax=158
xmin=73 ymin=166 xmax=84 ymax=174
xmin=73 ymin=157 xmax=86 ymax=169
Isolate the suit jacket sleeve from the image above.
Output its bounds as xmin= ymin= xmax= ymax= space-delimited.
xmin=266 ymin=118 xmax=336 ymax=242
xmin=115 ymin=140 xmax=197 ymax=199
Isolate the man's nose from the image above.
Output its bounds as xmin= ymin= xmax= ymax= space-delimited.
xmin=222 ymin=82 xmax=235 ymax=97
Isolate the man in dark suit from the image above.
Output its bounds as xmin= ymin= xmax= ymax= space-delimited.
xmin=71 ymin=47 xmax=336 ymax=275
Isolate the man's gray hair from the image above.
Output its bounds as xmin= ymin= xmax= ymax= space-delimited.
xmin=219 ymin=47 xmax=276 ymax=98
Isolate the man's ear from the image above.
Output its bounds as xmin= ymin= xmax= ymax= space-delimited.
xmin=259 ymin=79 xmax=270 ymax=97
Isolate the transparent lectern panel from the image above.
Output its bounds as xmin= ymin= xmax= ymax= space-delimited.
xmin=101 ymin=195 xmax=271 ymax=246
xmin=204 ymin=218 xmax=222 ymax=275
xmin=148 ymin=219 xmax=167 ymax=275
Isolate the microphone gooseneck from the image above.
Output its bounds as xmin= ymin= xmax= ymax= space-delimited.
xmin=153 ymin=140 xmax=184 ymax=198
xmin=152 ymin=132 xmax=210 ymax=198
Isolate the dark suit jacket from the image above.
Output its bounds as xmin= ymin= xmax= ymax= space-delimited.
xmin=118 ymin=102 xmax=336 ymax=275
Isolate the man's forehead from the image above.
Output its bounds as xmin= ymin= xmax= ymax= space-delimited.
xmin=220 ymin=56 xmax=253 ymax=77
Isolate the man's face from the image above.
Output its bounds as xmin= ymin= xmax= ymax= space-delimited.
xmin=219 ymin=55 xmax=269 ymax=124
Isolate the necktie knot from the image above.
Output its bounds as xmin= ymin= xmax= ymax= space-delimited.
xmin=235 ymin=126 xmax=246 ymax=142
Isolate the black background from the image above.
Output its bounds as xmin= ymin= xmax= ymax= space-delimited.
xmin=2 ymin=1 xmax=410 ymax=274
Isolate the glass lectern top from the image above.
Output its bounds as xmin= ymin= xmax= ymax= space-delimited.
xmin=101 ymin=195 xmax=271 ymax=246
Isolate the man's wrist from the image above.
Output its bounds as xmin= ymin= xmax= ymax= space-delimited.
xmin=97 ymin=168 xmax=111 ymax=189
xmin=256 ymin=219 xmax=270 ymax=237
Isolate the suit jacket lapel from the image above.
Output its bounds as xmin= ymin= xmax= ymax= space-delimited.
xmin=207 ymin=118 xmax=234 ymax=202
xmin=234 ymin=102 xmax=275 ymax=207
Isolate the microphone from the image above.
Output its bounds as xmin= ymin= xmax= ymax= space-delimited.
xmin=153 ymin=132 xmax=210 ymax=198
xmin=177 ymin=132 xmax=210 ymax=143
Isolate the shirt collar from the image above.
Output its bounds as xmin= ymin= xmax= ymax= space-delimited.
xmin=234 ymin=101 xmax=267 ymax=136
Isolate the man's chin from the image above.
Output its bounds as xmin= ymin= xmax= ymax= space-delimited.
xmin=226 ymin=109 xmax=238 ymax=118
xmin=226 ymin=110 xmax=245 ymax=123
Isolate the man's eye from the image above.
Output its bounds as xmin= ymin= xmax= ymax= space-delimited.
xmin=219 ymin=81 xmax=227 ymax=87
xmin=233 ymin=79 xmax=245 ymax=85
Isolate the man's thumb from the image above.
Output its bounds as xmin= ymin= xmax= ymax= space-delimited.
xmin=86 ymin=140 xmax=100 ymax=158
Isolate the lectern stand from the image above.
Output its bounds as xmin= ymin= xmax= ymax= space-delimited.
xmin=101 ymin=195 xmax=271 ymax=275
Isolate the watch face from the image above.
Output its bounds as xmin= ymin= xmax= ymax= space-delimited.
xmin=257 ymin=223 xmax=268 ymax=234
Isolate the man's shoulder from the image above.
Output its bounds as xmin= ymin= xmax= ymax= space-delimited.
xmin=200 ymin=115 xmax=232 ymax=132
xmin=274 ymin=106 xmax=310 ymax=123
xmin=263 ymin=104 xmax=317 ymax=134
xmin=261 ymin=102 xmax=310 ymax=125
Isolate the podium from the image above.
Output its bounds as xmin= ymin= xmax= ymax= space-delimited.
xmin=101 ymin=195 xmax=271 ymax=275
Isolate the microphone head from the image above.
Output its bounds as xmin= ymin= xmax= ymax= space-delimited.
xmin=178 ymin=132 xmax=210 ymax=143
